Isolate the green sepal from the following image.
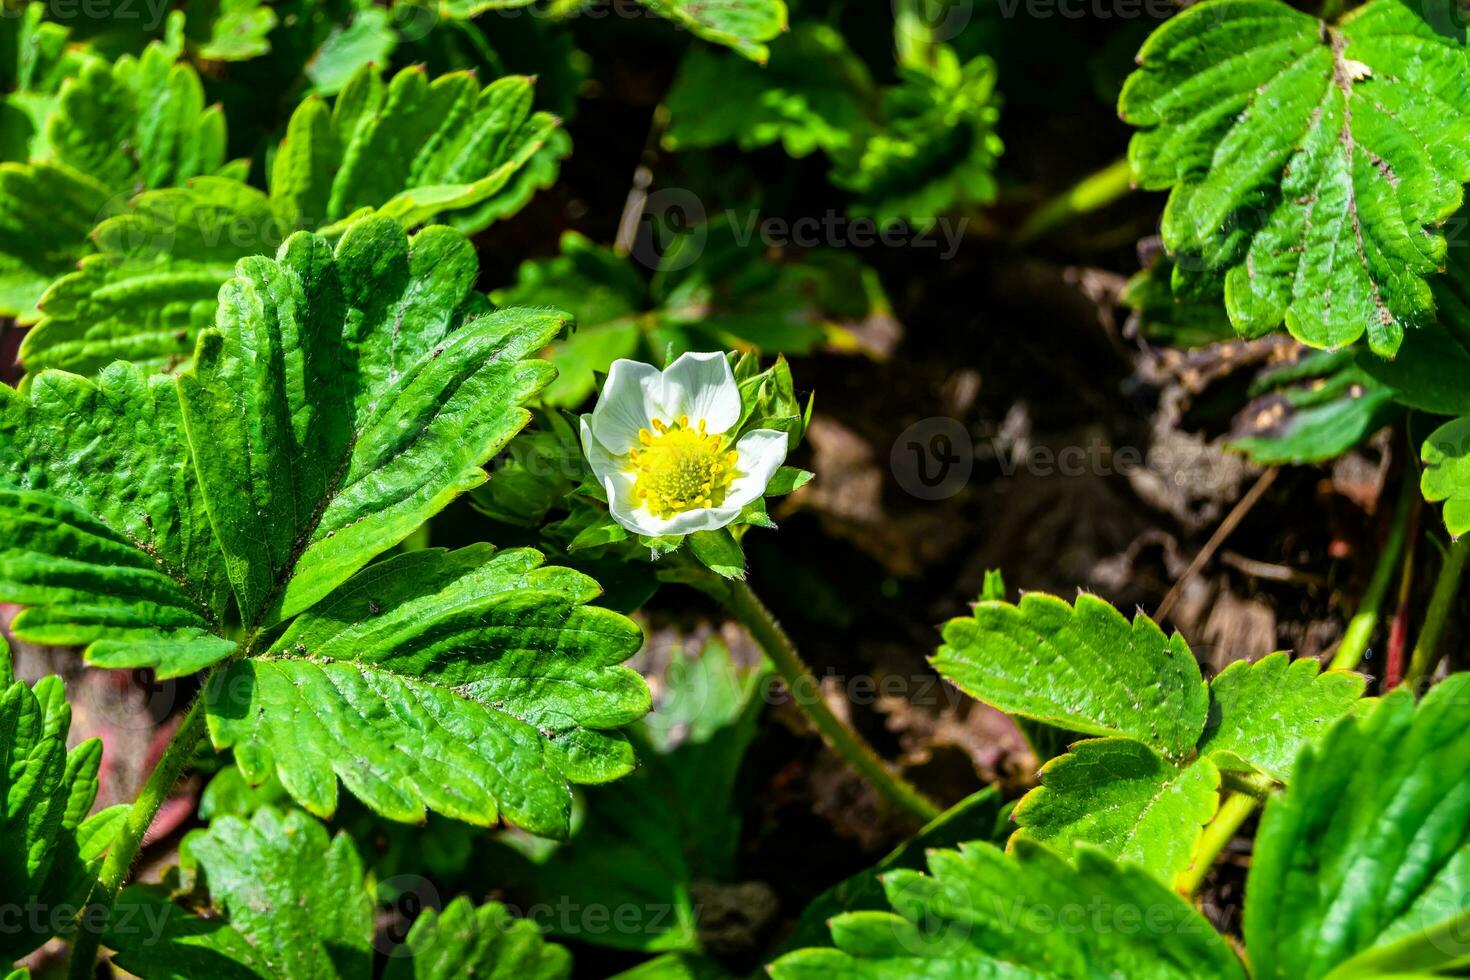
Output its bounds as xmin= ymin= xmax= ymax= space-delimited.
xmin=688 ymin=528 xmax=746 ymax=580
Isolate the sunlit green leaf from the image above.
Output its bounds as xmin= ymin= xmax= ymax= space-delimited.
xmin=108 ymin=807 xmax=374 ymax=979
xmin=1247 ymin=674 xmax=1470 ymax=978
xmin=1012 ymin=738 xmax=1219 ymax=885
xmin=1121 ymin=0 xmax=1470 ymax=355
xmin=0 ymin=363 xmax=235 ymax=677
xmin=1197 ymin=652 xmax=1366 ymax=781
xmin=0 ymin=637 xmax=119 ymax=961
xmin=208 ymin=545 xmax=648 ymax=837
xmin=1421 ymin=415 xmax=1470 ymax=535
xmin=770 ymin=840 xmax=1247 ymax=978
xmin=383 ymin=896 xmax=573 ymax=980
xmin=934 ymin=593 xmax=1209 ymax=759
xmin=22 ymin=64 xmax=564 ymax=375
xmin=638 ymin=0 xmax=787 ymax=63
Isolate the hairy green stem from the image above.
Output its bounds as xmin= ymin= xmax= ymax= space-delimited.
xmin=1404 ymin=535 xmax=1470 ymax=690
xmin=1330 ymin=468 xmax=1417 ymax=671
xmin=1178 ymin=792 xmax=1257 ymax=896
xmin=1014 ymin=157 xmax=1135 ymax=244
xmin=69 ymin=687 xmax=210 ymax=979
xmin=697 ymin=574 xmax=942 ymax=824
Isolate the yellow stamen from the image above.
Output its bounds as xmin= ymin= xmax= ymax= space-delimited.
xmin=627 ymin=416 xmax=741 ymax=520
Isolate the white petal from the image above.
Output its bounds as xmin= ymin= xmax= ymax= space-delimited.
xmin=604 ymin=472 xmax=742 ymax=537
xmin=656 ymin=505 xmax=743 ymax=535
xmin=725 ymin=428 xmax=789 ymax=508
xmin=659 ymin=351 xmax=740 ymax=434
xmin=642 ymin=505 xmax=744 ymax=536
xmin=603 ymin=472 xmax=654 ymax=534
xmin=591 ymin=359 xmax=665 ymax=453
xmin=579 ymin=415 xmax=625 ymax=486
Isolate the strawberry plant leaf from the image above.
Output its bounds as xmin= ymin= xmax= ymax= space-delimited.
xmin=293 ymin=0 xmax=400 ymax=96
xmin=1421 ymin=415 xmax=1470 ymax=535
xmin=637 ymin=0 xmax=788 ymax=63
xmin=21 ymin=64 xmax=563 ymax=376
xmin=109 ymin=806 xmax=575 ymax=977
xmin=1245 ymin=674 xmax=1470 ymax=978
xmin=382 ymin=896 xmax=573 ymax=980
xmin=199 ymin=765 xmax=290 ymax=821
xmin=0 ymin=39 xmax=235 ymax=321
xmin=0 ymin=636 xmax=121 ymax=960
xmin=1121 ymin=258 xmax=1235 ymax=349
xmin=661 ymin=29 xmax=998 ymax=228
xmin=933 ymin=593 xmax=1208 ymax=759
xmin=1011 ymin=738 xmax=1220 ymax=885
xmin=177 ymin=219 xmax=557 ymax=625
xmin=3 ymin=218 xmax=651 ymax=836
xmin=184 ymin=0 xmax=279 ymax=61
xmin=0 ymin=363 xmax=235 ymax=677
xmin=831 ymin=46 xmax=1001 ymax=229
xmin=275 ymin=66 xmax=559 ymax=234
xmin=1121 ymin=0 xmax=1470 ymax=356
xmin=768 ymin=840 xmax=1247 ymax=978
xmin=1225 ymin=350 xmax=1399 ymax=465
xmin=108 ymin=807 xmax=374 ymax=979
xmin=1197 ymin=651 xmax=1366 ymax=781
xmin=208 ymin=544 xmax=647 ymax=837
xmin=0 ymin=162 xmax=112 ymax=325
xmin=456 ymin=125 xmax=571 ymax=231
xmin=44 ymin=40 xmax=230 ymax=197
xmin=0 ymin=5 xmax=86 ymax=164
xmin=1359 ymin=243 xmax=1470 ymax=415
xmin=20 ymin=177 xmax=277 ymax=376
xmin=180 ymin=807 xmax=373 ymax=976
xmin=663 ymin=24 xmax=876 ymax=159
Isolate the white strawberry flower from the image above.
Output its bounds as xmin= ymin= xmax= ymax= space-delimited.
xmin=580 ymin=352 xmax=788 ymax=537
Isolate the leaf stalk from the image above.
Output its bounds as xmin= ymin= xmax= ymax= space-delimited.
xmin=1330 ymin=465 xmax=1418 ymax=671
xmin=1014 ymin=157 xmax=1135 ymax=244
xmin=1177 ymin=791 xmax=1258 ymax=896
xmin=1403 ymin=534 xmax=1470 ymax=691
xmin=68 ymin=683 xmax=212 ymax=979
xmin=691 ymin=572 xmax=943 ymax=824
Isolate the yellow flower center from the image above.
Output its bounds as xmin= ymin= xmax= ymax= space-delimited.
xmin=629 ymin=415 xmax=739 ymax=519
